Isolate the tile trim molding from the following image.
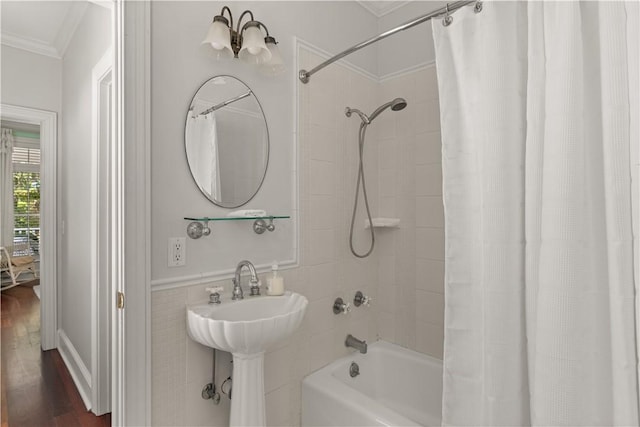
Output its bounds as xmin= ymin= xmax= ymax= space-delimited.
xmin=379 ymin=60 xmax=436 ymax=82
xmin=150 ymin=259 xmax=298 ymax=291
xmin=297 ymin=38 xmax=378 ymax=83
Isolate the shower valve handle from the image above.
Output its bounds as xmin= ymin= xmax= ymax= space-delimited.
xmin=354 ymin=291 xmax=371 ymax=307
xmin=333 ymin=297 xmax=351 ymax=314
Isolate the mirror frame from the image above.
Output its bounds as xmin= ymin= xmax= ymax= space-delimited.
xmin=184 ymin=75 xmax=270 ymax=208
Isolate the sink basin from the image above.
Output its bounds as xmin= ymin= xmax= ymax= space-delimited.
xmin=187 ymin=291 xmax=308 ymax=354
xmin=186 ymin=291 xmax=308 ymax=427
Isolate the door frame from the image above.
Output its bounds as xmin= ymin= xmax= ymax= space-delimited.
xmin=112 ymin=1 xmax=151 ymax=425
xmin=91 ymin=48 xmax=113 ymax=416
xmin=0 ymin=104 xmax=57 ymax=352
xmin=1 ymin=1 xmax=152 ymax=423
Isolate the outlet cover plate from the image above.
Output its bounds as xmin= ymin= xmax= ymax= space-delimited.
xmin=168 ymin=237 xmax=186 ymax=267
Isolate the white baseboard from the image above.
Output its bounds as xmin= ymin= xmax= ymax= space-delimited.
xmin=57 ymin=329 xmax=93 ymax=411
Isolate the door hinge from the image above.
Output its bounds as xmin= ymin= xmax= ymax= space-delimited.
xmin=116 ymin=291 xmax=125 ymax=309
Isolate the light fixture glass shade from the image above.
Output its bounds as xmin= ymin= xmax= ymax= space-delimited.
xmin=261 ymin=37 xmax=285 ymax=76
xmin=238 ymin=24 xmax=271 ymax=65
xmin=202 ymin=18 xmax=233 ymax=60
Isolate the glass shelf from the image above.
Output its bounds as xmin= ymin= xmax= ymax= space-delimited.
xmin=184 ymin=215 xmax=290 ymax=222
xmin=184 ymin=215 xmax=290 ymax=238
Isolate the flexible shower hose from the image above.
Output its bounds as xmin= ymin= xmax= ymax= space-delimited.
xmin=349 ymin=122 xmax=375 ymax=258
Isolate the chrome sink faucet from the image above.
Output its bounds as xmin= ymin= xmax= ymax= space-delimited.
xmin=232 ymin=260 xmax=260 ymax=300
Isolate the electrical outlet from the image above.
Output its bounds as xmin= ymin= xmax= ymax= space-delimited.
xmin=168 ymin=237 xmax=186 ymax=267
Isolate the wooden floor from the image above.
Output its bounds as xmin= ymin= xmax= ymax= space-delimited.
xmin=1 ymin=282 xmax=111 ymax=427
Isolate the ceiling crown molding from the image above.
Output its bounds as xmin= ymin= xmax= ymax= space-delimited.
xmin=356 ymin=1 xmax=411 ymax=17
xmin=54 ymin=2 xmax=88 ymax=58
xmin=1 ymin=31 xmax=60 ymax=58
xmin=1 ymin=1 xmax=88 ymax=59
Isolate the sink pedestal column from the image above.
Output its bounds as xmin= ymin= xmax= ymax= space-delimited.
xmin=230 ymin=352 xmax=266 ymax=427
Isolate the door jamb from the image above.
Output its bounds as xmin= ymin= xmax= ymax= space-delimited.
xmin=0 ymin=104 xmax=57 ymax=351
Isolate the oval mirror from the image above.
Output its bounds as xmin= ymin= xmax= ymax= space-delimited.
xmin=185 ymin=76 xmax=269 ymax=208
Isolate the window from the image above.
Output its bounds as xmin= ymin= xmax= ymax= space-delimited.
xmin=12 ymin=136 xmax=40 ymax=254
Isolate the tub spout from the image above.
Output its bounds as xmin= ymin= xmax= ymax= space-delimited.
xmin=345 ymin=334 xmax=367 ymax=354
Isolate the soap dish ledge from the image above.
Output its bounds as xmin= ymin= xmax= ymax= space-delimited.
xmin=365 ymin=218 xmax=401 ymax=229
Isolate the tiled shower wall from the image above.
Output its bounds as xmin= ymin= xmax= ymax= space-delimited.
xmin=375 ymin=66 xmax=445 ymax=358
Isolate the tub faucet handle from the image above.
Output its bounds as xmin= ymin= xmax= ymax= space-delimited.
xmin=333 ymin=297 xmax=351 ymax=314
xmin=353 ymin=291 xmax=371 ymax=307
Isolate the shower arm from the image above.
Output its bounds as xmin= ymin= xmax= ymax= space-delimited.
xmin=299 ymin=0 xmax=481 ymax=84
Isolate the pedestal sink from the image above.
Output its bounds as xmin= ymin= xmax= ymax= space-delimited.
xmin=187 ymin=291 xmax=308 ymax=427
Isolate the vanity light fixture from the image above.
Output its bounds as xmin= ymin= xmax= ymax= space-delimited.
xmin=202 ymin=6 xmax=285 ymax=75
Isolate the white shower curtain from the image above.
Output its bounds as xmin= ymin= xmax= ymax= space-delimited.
xmin=0 ymin=128 xmax=15 ymax=247
xmin=433 ymin=2 xmax=639 ymax=425
xmin=186 ymin=113 xmax=221 ymax=201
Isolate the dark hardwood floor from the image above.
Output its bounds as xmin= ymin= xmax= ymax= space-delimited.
xmin=1 ymin=282 xmax=111 ymax=427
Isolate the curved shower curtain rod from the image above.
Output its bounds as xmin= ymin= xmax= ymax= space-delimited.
xmin=298 ymin=0 xmax=482 ymax=84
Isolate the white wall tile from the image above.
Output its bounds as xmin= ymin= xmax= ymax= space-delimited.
xmin=379 ymin=169 xmax=397 ymax=198
xmin=416 ymin=196 xmax=445 ymax=228
xmin=416 ymin=259 xmax=445 ymax=294
xmin=308 ymin=160 xmax=335 ymax=196
xmin=413 ymin=66 xmax=439 ymax=102
xmin=415 ymin=131 xmax=441 ymax=165
xmin=416 ymin=228 xmax=445 ymax=261
xmin=416 ymin=290 xmax=445 ymax=326
xmin=415 ymin=321 xmax=444 ymax=359
xmin=378 ymin=310 xmax=396 ymax=342
xmin=266 ymin=385 xmax=291 ymax=427
xmin=304 ymin=229 xmax=335 ymax=265
xmin=415 ymin=163 xmax=443 ymax=196
xmin=307 ymin=124 xmax=338 ymax=163
xmin=307 ymin=195 xmax=337 ymax=230
xmin=415 ymin=99 xmax=441 ymax=133
xmin=265 ymin=346 xmax=293 ymax=393
xmin=307 ymin=329 xmax=335 ymax=373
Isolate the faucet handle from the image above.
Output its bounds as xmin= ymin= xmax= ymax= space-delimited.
xmin=353 ymin=291 xmax=371 ymax=307
xmin=249 ymin=279 xmax=261 ymax=296
xmin=231 ymin=278 xmax=243 ymax=300
xmin=333 ymin=297 xmax=351 ymax=314
xmin=206 ymin=286 xmax=224 ymax=304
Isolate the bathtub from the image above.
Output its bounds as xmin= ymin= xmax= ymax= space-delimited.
xmin=302 ymin=341 xmax=442 ymax=427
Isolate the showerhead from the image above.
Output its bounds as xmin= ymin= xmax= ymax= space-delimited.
xmin=390 ymin=98 xmax=407 ymax=111
xmin=368 ymin=97 xmax=407 ymax=122
xmin=345 ymin=98 xmax=408 ymax=125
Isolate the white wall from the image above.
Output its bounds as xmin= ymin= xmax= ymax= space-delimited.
xmin=151 ymin=45 xmax=381 ymax=427
xmin=150 ymin=1 xmax=378 ymax=286
xmin=150 ymin=1 xmax=382 ymax=424
xmin=377 ymin=1 xmax=447 ymax=78
xmin=59 ymin=1 xmax=111 ymax=387
xmin=149 ymin=2 xmax=455 ymax=425
xmin=0 ymin=45 xmax=61 ymax=113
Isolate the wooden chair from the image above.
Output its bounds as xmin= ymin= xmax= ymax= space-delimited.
xmin=1 ymin=242 xmax=38 ymax=291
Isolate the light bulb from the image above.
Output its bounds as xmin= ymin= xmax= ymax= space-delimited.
xmin=202 ymin=16 xmax=233 ymax=60
xmin=238 ymin=23 xmax=271 ymax=65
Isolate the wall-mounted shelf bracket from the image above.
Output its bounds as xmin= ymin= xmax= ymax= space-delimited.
xmin=184 ymin=215 xmax=290 ymax=239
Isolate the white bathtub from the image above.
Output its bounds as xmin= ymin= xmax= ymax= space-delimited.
xmin=302 ymin=341 xmax=443 ymax=427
